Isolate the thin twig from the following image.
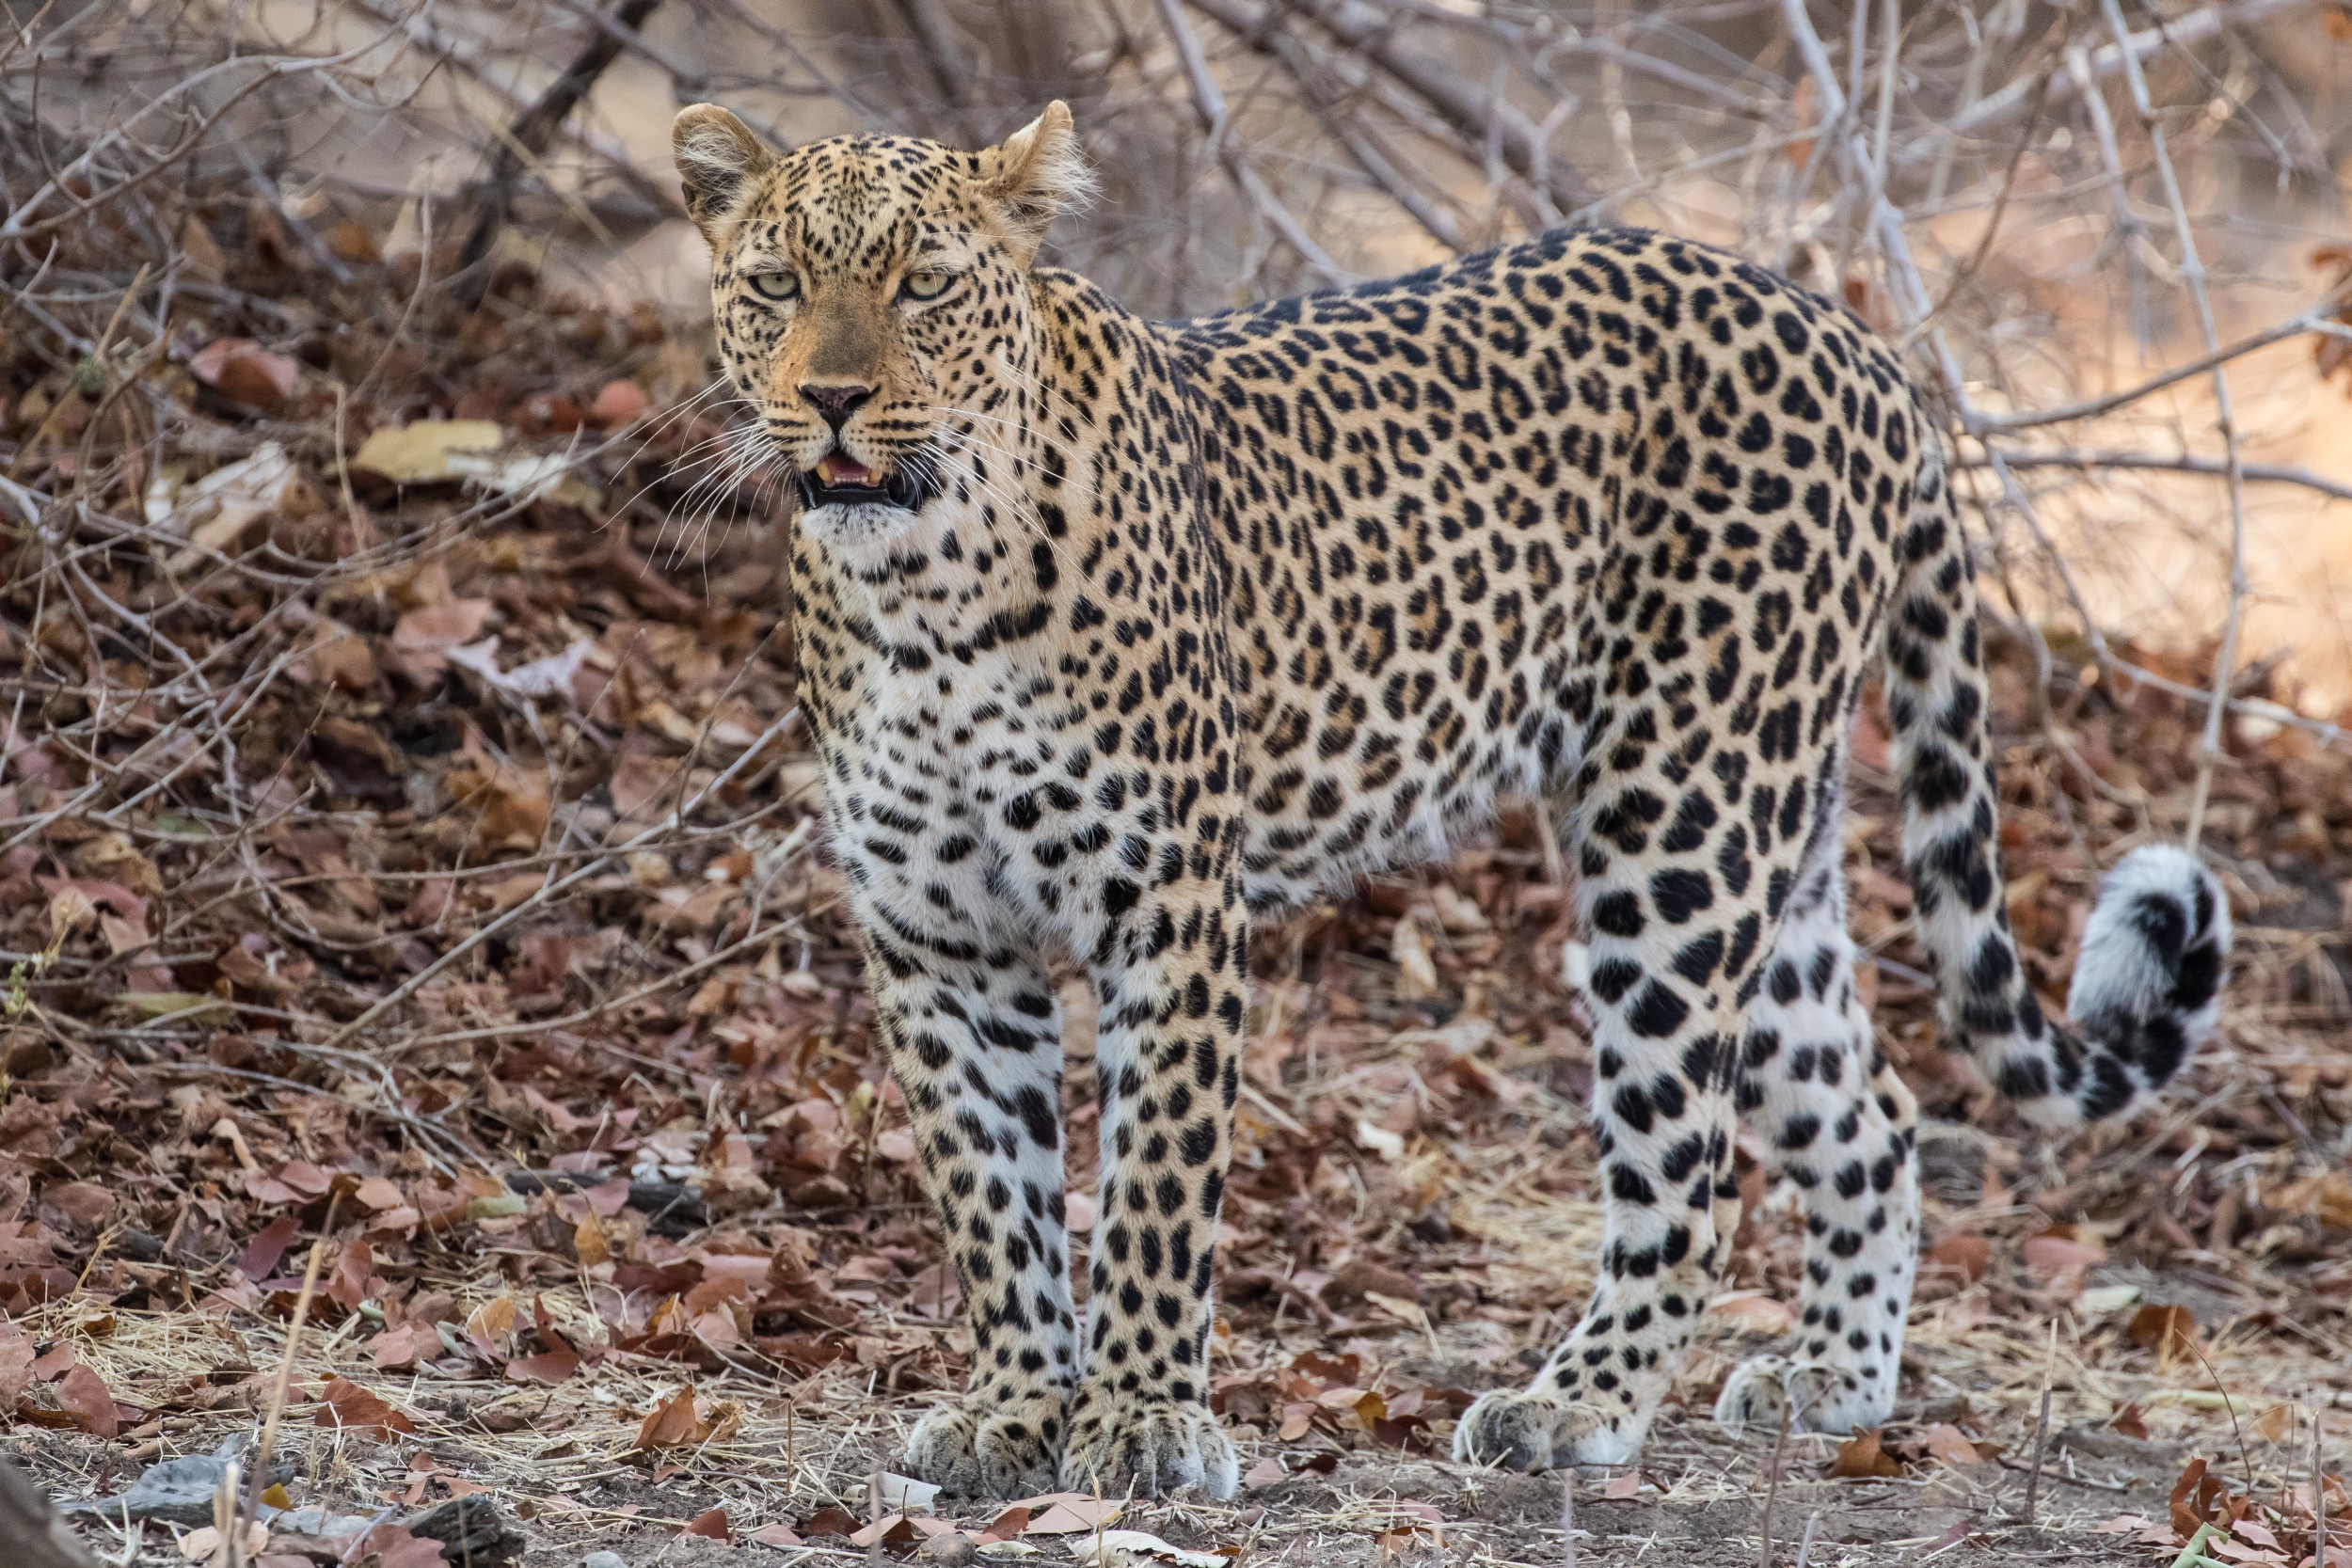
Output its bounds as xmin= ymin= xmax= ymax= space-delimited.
xmin=241 ymin=1198 xmax=338 ymax=1530
xmin=1154 ymin=0 xmax=1350 ymax=284
xmin=1760 ymin=1400 xmax=1792 ymax=1568
xmin=1975 ymin=448 xmax=2352 ymax=506
xmin=454 ymin=0 xmax=666 ymax=309
xmin=2023 ymin=1319 xmax=2057 ymax=1529
xmin=2092 ymin=0 xmax=2249 ymax=853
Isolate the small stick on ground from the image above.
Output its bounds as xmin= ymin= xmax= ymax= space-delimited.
xmin=866 ymin=1467 xmax=883 ymax=1566
xmin=1560 ymin=1473 xmax=1575 ymax=1568
xmin=2023 ymin=1319 xmax=2058 ymax=1529
xmin=242 ymin=1198 xmax=338 ymax=1521
xmin=1760 ymin=1400 xmax=1793 ymax=1568
xmin=1793 ymin=1510 xmax=1821 ymax=1568
xmin=2315 ymin=1410 xmax=2329 ymax=1568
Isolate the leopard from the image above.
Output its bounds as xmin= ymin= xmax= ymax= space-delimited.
xmin=670 ymin=100 xmax=2233 ymax=1499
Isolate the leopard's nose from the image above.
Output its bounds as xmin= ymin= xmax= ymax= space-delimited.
xmin=801 ymin=382 xmax=873 ymax=434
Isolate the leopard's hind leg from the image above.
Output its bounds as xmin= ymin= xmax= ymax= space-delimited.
xmin=1714 ymin=778 xmax=1920 ymax=1438
xmin=1455 ymin=701 xmax=1822 ymax=1471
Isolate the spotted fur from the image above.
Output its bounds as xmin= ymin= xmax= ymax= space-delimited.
xmin=673 ymin=103 xmax=2232 ymax=1496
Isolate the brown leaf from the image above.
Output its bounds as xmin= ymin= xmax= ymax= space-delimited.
xmin=747 ymin=1523 xmax=804 ymax=1547
xmin=370 ymin=1323 xmax=442 ymax=1370
xmin=850 ymin=1514 xmax=915 ymax=1549
xmin=2020 ymin=1228 xmax=2104 ymax=1276
xmin=345 ymin=1524 xmax=446 ymax=1568
xmin=589 ymin=380 xmax=648 ymax=427
xmin=440 ymin=760 xmax=549 ymax=852
xmin=1829 ymin=1429 xmax=1906 ymax=1480
xmin=1926 ymin=1234 xmax=1991 ymax=1283
xmin=326 ymin=1241 xmax=375 ymax=1311
xmin=802 ymin=1507 xmax=859 ymax=1539
xmin=302 ymin=626 xmax=380 ymax=693
xmin=634 ymin=1387 xmax=702 ymax=1450
xmin=505 ymin=1351 xmax=580 ymax=1386
xmin=573 ymin=1212 xmax=611 ymax=1269
xmin=389 ymin=599 xmax=497 ymax=683
xmin=0 ymin=1323 xmax=33 ymax=1405
xmin=2127 ymin=1304 xmax=2200 ymax=1367
xmin=189 ymin=339 xmax=301 ymax=409
xmin=1922 ymin=1423 xmax=1981 ymax=1465
xmin=56 ymin=1364 xmax=119 ymax=1437
xmin=2109 ymin=1402 xmax=2153 ymax=1440
xmin=315 ymin=1374 xmax=417 ymax=1440
xmin=238 ymin=1216 xmax=302 ymax=1279
xmin=353 ymin=1178 xmax=405 ymax=1212
xmin=683 ymin=1509 xmax=730 ymax=1542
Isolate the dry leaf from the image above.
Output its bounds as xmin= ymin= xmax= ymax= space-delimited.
xmin=684 ymin=1508 xmax=730 ymax=1541
xmin=1708 ymin=1293 xmax=1795 ymax=1333
xmin=238 ymin=1216 xmax=302 ymax=1279
xmin=370 ymin=1322 xmax=442 ymax=1370
xmin=2020 ymin=1229 xmax=2104 ymax=1277
xmin=2127 ymin=1304 xmax=2200 ymax=1367
xmin=589 ymin=380 xmax=649 ymax=426
xmin=352 ymin=420 xmax=504 ymax=483
xmin=850 ymin=1514 xmax=916 ymax=1550
xmin=56 ymin=1364 xmax=119 ymax=1437
xmin=802 ymin=1507 xmax=860 ymax=1539
xmin=326 ymin=1240 xmax=375 ymax=1311
xmin=1390 ymin=912 xmax=1438 ymax=999
xmin=573 ymin=1211 xmax=611 ymax=1269
xmin=189 ymin=339 xmax=301 ymax=408
xmin=1828 ymin=1429 xmax=1906 ymax=1479
xmin=1925 ymin=1233 xmax=1991 ymax=1282
xmin=1922 ymin=1423 xmax=1981 ymax=1465
xmin=1023 ymin=1498 xmax=1123 ymax=1534
xmin=342 ymin=1525 xmax=446 ymax=1568
xmin=505 ymin=1351 xmax=580 ymax=1385
xmin=634 ymin=1387 xmax=703 ymax=1450
xmin=315 ymin=1374 xmax=417 ymax=1440
xmin=0 ymin=1323 xmax=34 ymax=1405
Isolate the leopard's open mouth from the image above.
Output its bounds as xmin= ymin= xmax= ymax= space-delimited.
xmin=796 ymin=449 xmax=926 ymax=512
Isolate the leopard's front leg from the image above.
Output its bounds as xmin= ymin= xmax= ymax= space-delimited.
xmin=871 ymin=932 xmax=1080 ymax=1497
xmin=1061 ymin=881 xmax=1247 ymax=1499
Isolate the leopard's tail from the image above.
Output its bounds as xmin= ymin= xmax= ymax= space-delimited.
xmin=1883 ymin=438 xmax=2230 ymax=1128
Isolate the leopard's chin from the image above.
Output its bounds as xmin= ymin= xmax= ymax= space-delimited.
xmin=797 ymin=497 xmax=926 ymax=555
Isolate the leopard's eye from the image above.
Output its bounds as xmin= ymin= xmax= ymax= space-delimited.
xmin=746 ymin=270 xmax=799 ymax=303
xmin=900 ymin=271 xmax=953 ymax=302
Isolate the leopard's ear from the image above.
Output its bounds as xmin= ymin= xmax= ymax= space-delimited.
xmin=673 ymin=105 xmax=776 ymax=245
xmin=981 ymin=102 xmax=1094 ymax=267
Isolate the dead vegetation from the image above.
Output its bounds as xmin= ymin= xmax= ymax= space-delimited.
xmin=2 ymin=1 xmax=2351 ymax=1564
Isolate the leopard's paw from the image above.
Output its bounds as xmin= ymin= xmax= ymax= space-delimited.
xmin=1712 ymin=1354 xmax=1886 ymax=1437
xmin=1452 ymin=1388 xmax=1640 ymax=1471
xmin=905 ymin=1388 xmax=1068 ymax=1498
xmin=1059 ymin=1388 xmax=1236 ymax=1499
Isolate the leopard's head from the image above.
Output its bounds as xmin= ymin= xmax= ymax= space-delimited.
xmin=672 ymin=103 xmax=1091 ymax=554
